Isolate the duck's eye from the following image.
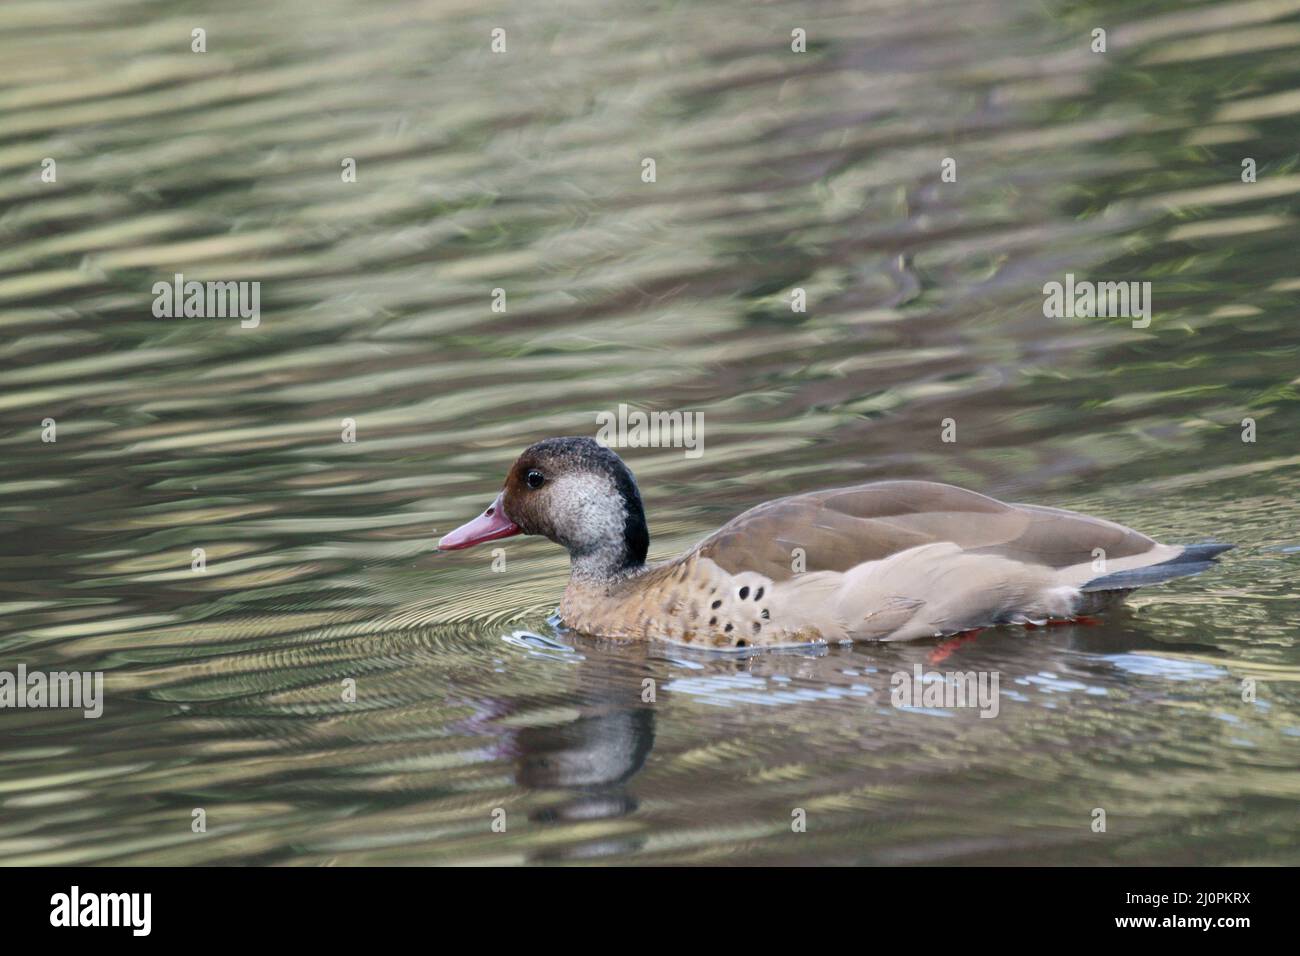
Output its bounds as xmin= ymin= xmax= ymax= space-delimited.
xmin=525 ymin=470 xmax=546 ymax=490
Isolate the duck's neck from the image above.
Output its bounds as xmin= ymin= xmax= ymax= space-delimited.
xmin=569 ymin=546 xmax=647 ymax=584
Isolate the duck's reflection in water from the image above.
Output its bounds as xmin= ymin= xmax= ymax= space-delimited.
xmin=500 ymin=609 xmax=1227 ymax=862
xmin=507 ymin=639 xmax=656 ymax=861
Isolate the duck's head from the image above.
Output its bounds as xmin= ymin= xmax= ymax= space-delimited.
xmin=438 ymin=436 xmax=649 ymax=579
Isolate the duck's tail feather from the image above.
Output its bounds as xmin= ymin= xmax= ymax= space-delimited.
xmin=1081 ymin=542 xmax=1234 ymax=591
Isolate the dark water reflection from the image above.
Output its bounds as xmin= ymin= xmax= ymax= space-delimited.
xmin=1 ymin=0 xmax=1298 ymax=864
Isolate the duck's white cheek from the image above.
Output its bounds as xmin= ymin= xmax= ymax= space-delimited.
xmin=548 ymin=472 xmax=627 ymax=552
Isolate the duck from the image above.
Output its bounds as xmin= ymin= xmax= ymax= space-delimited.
xmin=437 ymin=436 xmax=1231 ymax=648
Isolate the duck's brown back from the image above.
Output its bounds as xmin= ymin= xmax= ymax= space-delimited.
xmin=693 ymin=481 xmax=1158 ymax=581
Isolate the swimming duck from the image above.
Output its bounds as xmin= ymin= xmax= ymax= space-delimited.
xmin=438 ymin=437 xmax=1231 ymax=648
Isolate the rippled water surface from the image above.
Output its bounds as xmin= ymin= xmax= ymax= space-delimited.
xmin=2 ymin=0 xmax=1299 ymax=865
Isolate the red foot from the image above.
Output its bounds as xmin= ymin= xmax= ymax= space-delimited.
xmin=929 ymin=615 xmax=1105 ymax=663
xmin=928 ymin=628 xmax=984 ymax=664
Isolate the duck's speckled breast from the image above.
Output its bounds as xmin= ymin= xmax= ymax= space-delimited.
xmin=558 ymin=554 xmax=829 ymax=648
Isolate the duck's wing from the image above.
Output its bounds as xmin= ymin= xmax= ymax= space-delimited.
xmin=691 ymin=480 xmax=1168 ymax=585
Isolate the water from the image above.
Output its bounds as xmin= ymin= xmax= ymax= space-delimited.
xmin=2 ymin=0 xmax=1298 ymax=865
